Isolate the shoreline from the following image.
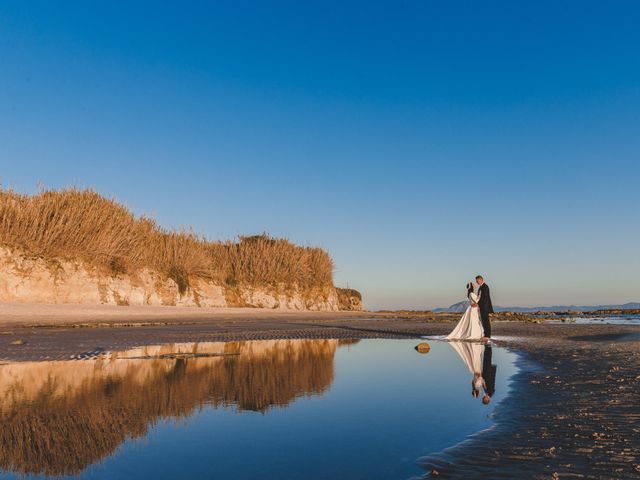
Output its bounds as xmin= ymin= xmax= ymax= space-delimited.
xmin=3 ymin=301 xmax=635 ymax=330
xmin=0 ymin=301 xmax=536 ymax=329
xmin=0 ymin=311 xmax=638 ymax=478
xmin=420 ymin=324 xmax=640 ymax=479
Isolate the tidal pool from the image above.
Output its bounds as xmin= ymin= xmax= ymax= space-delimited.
xmin=545 ymin=314 xmax=640 ymax=325
xmin=0 ymin=339 xmax=517 ymax=480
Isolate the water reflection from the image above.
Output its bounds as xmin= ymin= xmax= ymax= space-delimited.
xmin=0 ymin=339 xmax=348 ymax=477
xmin=546 ymin=314 xmax=640 ymax=325
xmin=447 ymin=342 xmax=497 ymax=404
xmin=0 ymin=339 xmax=517 ymax=480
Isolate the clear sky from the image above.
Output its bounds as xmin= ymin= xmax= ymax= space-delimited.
xmin=1 ymin=1 xmax=639 ymax=309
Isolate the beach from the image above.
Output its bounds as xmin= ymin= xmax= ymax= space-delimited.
xmin=1 ymin=305 xmax=638 ymax=479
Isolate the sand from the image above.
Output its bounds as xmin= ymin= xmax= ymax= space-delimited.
xmin=0 ymin=303 xmax=638 ymax=479
xmin=0 ymin=302 xmax=371 ymax=327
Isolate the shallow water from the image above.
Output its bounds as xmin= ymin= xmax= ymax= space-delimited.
xmin=0 ymin=339 xmax=517 ymax=480
xmin=546 ymin=314 xmax=640 ymax=325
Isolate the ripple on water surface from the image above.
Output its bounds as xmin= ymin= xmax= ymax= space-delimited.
xmin=0 ymin=338 xmax=518 ymax=480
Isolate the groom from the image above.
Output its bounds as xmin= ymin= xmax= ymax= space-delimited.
xmin=481 ymin=345 xmax=497 ymax=405
xmin=473 ymin=275 xmax=494 ymax=339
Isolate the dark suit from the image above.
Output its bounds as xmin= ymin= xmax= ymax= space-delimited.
xmin=482 ymin=345 xmax=497 ymax=397
xmin=478 ymin=283 xmax=494 ymax=337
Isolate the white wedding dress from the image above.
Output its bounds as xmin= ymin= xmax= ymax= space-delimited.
xmin=447 ymin=341 xmax=484 ymax=374
xmin=445 ymin=292 xmax=484 ymax=340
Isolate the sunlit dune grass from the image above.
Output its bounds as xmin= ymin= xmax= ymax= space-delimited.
xmin=0 ymin=187 xmax=334 ymax=292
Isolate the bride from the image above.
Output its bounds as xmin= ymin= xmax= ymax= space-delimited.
xmin=446 ymin=282 xmax=484 ymax=340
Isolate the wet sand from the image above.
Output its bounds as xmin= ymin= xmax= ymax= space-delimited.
xmin=418 ymin=323 xmax=640 ymax=480
xmin=0 ymin=306 xmax=638 ymax=479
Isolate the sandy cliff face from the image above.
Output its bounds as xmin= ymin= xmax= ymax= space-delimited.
xmin=0 ymin=246 xmax=226 ymax=307
xmin=0 ymin=247 xmax=361 ymax=311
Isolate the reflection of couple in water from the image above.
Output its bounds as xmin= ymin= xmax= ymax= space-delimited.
xmin=448 ymin=342 xmax=496 ymax=405
xmin=443 ymin=275 xmax=496 ymax=403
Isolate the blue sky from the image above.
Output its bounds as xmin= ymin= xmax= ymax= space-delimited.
xmin=1 ymin=1 xmax=639 ymax=309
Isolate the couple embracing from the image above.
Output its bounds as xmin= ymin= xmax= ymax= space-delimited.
xmin=446 ymin=275 xmax=494 ymax=341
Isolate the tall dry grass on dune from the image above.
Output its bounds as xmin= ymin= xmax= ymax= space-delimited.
xmin=0 ymin=187 xmax=334 ymax=291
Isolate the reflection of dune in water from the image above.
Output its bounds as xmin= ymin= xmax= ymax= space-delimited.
xmin=0 ymin=339 xmax=356 ymax=477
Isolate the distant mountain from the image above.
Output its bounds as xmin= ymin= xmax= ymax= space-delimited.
xmin=434 ymin=301 xmax=469 ymax=313
xmin=433 ymin=301 xmax=640 ymax=313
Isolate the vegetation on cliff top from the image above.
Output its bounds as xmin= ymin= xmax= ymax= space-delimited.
xmin=0 ymin=187 xmax=334 ymax=291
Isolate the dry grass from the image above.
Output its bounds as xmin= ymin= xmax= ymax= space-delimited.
xmin=0 ymin=187 xmax=334 ymax=291
xmin=336 ymin=288 xmax=363 ymax=311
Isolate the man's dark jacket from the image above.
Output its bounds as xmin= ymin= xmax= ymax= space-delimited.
xmin=478 ymin=283 xmax=494 ymax=314
xmin=482 ymin=345 xmax=497 ymax=397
